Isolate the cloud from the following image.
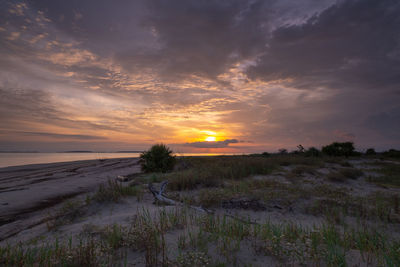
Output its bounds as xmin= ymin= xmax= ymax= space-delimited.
xmin=0 ymin=0 xmax=399 ymax=152
xmin=182 ymin=139 xmax=239 ymax=148
xmin=247 ymin=0 xmax=400 ymax=90
xmin=0 ymin=131 xmax=107 ymax=140
xmin=115 ymin=0 xmax=270 ymax=80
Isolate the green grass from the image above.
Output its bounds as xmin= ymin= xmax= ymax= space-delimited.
xmin=46 ymin=200 xmax=85 ymax=230
xmin=92 ymin=179 xmax=143 ymax=202
xmin=2 ymin=207 xmax=400 ymax=266
xmin=326 ymin=167 xmax=363 ymax=182
xmin=165 ymin=156 xmax=279 ymax=191
xmin=367 ymin=162 xmax=400 ymax=187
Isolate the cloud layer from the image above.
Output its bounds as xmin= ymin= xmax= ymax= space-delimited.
xmin=0 ymin=0 xmax=399 ymax=152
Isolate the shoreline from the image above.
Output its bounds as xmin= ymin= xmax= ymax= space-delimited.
xmin=0 ymin=157 xmax=140 ymax=240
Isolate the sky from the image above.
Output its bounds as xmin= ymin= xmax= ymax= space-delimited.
xmin=0 ymin=0 xmax=399 ymax=153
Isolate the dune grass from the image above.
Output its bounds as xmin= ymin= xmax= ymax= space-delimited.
xmin=2 ymin=207 xmax=399 ymax=266
xmin=368 ymin=162 xmax=400 ymax=187
xmin=92 ymin=179 xmax=143 ymax=202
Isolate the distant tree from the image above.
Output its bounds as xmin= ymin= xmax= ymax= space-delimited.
xmin=278 ymin=148 xmax=288 ymax=155
xmin=322 ymin=142 xmax=355 ymax=157
xmin=365 ymin=148 xmax=376 ymax=155
xmin=383 ymin=149 xmax=400 ymax=158
xmin=305 ymin=147 xmax=321 ymax=157
xmin=261 ymin=152 xmax=270 ymax=157
xmin=139 ymin=144 xmax=176 ymax=173
xmin=297 ymin=144 xmax=305 ymax=153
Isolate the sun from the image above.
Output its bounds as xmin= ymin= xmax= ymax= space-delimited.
xmin=205 ymin=136 xmax=216 ymax=142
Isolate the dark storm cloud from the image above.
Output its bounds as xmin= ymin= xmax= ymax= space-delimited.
xmin=247 ymin=0 xmax=400 ymax=90
xmin=116 ymin=0 xmax=270 ymax=79
xmin=182 ymin=139 xmax=239 ymax=148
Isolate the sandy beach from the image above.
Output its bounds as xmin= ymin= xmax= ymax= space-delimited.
xmin=0 ymin=158 xmax=140 ymax=241
xmin=0 ymin=155 xmax=399 ymax=266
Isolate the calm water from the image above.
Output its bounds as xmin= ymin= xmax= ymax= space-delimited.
xmin=0 ymin=153 xmax=141 ymax=168
xmin=0 ymin=152 xmax=237 ymax=168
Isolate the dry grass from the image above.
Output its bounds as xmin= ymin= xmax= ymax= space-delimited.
xmin=92 ymin=179 xmax=143 ymax=202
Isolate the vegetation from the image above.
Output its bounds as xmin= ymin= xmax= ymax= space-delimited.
xmin=139 ymin=144 xmax=176 ymax=173
xmin=2 ymin=141 xmax=400 ymax=266
xmin=322 ymin=142 xmax=355 ymax=157
xmin=383 ymin=149 xmax=400 ymax=158
xmin=92 ymin=179 xmax=143 ymax=202
xmin=305 ymin=147 xmax=321 ymax=157
xmin=368 ymin=162 xmax=400 ymax=186
xmin=2 ymin=208 xmax=400 ymax=266
xmin=365 ymin=148 xmax=376 ymax=155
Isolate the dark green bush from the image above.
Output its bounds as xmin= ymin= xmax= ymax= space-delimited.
xmin=139 ymin=144 xmax=176 ymax=173
xmin=365 ymin=148 xmax=376 ymax=155
xmin=322 ymin=142 xmax=355 ymax=157
xmin=383 ymin=149 xmax=400 ymax=158
xmin=261 ymin=152 xmax=270 ymax=157
xmin=305 ymin=147 xmax=321 ymax=157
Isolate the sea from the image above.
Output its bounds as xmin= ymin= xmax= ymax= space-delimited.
xmin=0 ymin=152 xmax=234 ymax=168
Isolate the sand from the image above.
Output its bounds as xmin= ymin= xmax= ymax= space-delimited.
xmin=0 ymin=157 xmax=140 ymax=241
xmin=1 ymin=157 xmax=399 ymax=266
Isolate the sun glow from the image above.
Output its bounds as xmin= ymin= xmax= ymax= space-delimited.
xmin=205 ymin=136 xmax=216 ymax=142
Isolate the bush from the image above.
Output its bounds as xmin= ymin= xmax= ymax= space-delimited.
xmin=321 ymin=142 xmax=355 ymax=157
xmin=139 ymin=144 xmax=176 ymax=173
xmin=365 ymin=148 xmax=376 ymax=155
xmin=261 ymin=152 xmax=270 ymax=157
xmin=305 ymin=147 xmax=321 ymax=157
xmin=383 ymin=149 xmax=400 ymax=158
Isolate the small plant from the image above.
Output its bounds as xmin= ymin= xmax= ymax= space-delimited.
xmin=140 ymin=144 xmax=176 ymax=173
xmin=176 ymin=251 xmax=210 ymax=266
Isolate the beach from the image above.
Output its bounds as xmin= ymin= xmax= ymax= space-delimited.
xmin=0 ymin=155 xmax=399 ymax=266
xmin=0 ymin=157 xmax=140 ymax=241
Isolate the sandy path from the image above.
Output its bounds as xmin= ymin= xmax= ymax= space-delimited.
xmin=0 ymin=158 xmax=140 ymax=228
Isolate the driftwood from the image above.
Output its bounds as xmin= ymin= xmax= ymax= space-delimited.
xmin=148 ymin=181 xmax=259 ymax=224
xmin=148 ymin=181 xmax=213 ymax=214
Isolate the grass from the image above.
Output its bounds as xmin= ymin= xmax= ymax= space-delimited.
xmin=327 ymin=167 xmax=363 ymax=182
xmin=367 ymin=162 xmax=400 ymax=187
xmin=165 ymin=156 xmax=279 ymax=191
xmin=2 ymin=207 xmax=400 ymax=266
xmin=92 ymin=179 xmax=143 ymax=202
xmin=2 ymin=154 xmax=400 ymax=266
xmin=163 ymin=154 xmax=326 ymax=191
xmin=46 ymin=200 xmax=85 ymax=230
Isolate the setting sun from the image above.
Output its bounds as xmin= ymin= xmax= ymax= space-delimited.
xmin=205 ymin=136 xmax=216 ymax=142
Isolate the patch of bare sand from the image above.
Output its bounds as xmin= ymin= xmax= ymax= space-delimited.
xmin=0 ymin=157 xmax=140 ymax=241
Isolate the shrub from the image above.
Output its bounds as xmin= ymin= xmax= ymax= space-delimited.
xmin=305 ymin=147 xmax=321 ymax=157
xmin=278 ymin=148 xmax=288 ymax=154
xmin=383 ymin=149 xmax=400 ymax=158
xmin=322 ymin=142 xmax=355 ymax=157
xmin=139 ymin=144 xmax=176 ymax=173
xmin=365 ymin=148 xmax=376 ymax=155
xmin=261 ymin=152 xmax=270 ymax=157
